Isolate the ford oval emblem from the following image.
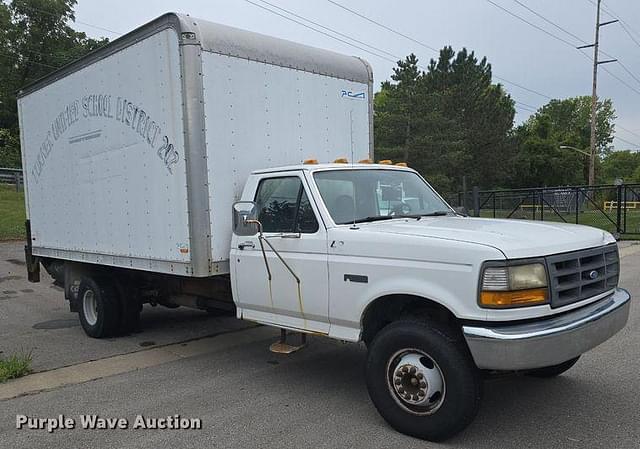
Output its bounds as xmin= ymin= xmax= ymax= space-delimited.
xmin=589 ymin=270 xmax=599 ymax=280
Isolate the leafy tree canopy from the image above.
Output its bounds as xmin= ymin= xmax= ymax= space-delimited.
xmin=374 ymin=48 xmax=515 ymax=193
xmin=600 ymin=150 xmax=640 ymax=184
xmin=510 ymin=97 xmax=616 ymax=187
xmin=375 ymin=49 xmax=621 ymax=192
xmin=0 ymin=0 xmax=107 ymax=167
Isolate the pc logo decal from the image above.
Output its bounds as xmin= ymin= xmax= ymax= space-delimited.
xmin=340 ymin=90 xmax=366 ymax=100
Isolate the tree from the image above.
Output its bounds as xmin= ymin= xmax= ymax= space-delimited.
xmin=600 ymin=150 xmax=640 ymax=184
xmin=510 ymin=116 xmax=584 ymax=187
xmin=0 ymin=0 xmax=108 ymax=167
xmin=633 ymin=165 xmax=640 ymax=183
xmin=510 ymin=97 xmax=616 ymax=187
xmin=374 ymin=48 xmax=515 ymax=192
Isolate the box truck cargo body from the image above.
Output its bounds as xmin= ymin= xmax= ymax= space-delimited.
xmin=18 ymin=13 xmax=372 ymax=277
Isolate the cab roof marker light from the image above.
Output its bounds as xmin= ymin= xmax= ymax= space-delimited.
xmin=358 ymin=159 xmax=372 ymax=164
xmin=395 ymin=162 xmax=408 ymax=167
xmin=333 ymin=157 xmax=348 ymax=163
xmin=303 ymin=159 xmax=318 ymax=165
xmin=378 ymin=160 xmax=392 ymax=165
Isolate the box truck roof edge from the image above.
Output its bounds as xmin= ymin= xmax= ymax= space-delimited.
xmin=17 ymin=12 xmax=374 ymax=278
xmin=17 ymin=12 xmax=373 ymax=98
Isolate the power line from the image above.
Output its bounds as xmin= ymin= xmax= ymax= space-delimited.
xmin=16 ymin=4 xmax=122 ymax=36
xmin=615 ymin=60 xmax=640 ymax=88
xmin=251 ymin=0 xmax=401 ymax=61
xmin=325 ymin=0 xmax=439 ymax=53
xmin=588 ymin=0 xmax=640 ymax=51
xmin=511 ymin=0 xmax=588 ymax=44
xmin=0 ymin=51 xmax=60 ymax=70
xmin=619 ymin=21 xmax=640 ymax=51
xmin=492 ymin=0 xmax=640 ymax=99
xmin=598 ymin=0 xmax=640 ymax=44
xmin=250 ymin=0 xmax=558 ymax=119
xmin=600 ymin=65 xmax=640 ymax=96
xmin=325 ymin=0 xmax=555 ymax=101
xmin=485 ymin=0 xmax=579 ymax=48
xmin=614 ymin=135 xmax=640 ymax=149
xmin=493 ymin=76 xmax=553 ymax=100
xmin=616 ymin=124 xmax=640 ymax=142
xmin=515 ymin=106 xmax=536 ymax=114
xmin=322 ymin=1 xmax=637 ymax=148
xmin=243 ymin=0 xmax=397 ymax=64
xmin=515 ymin=100 xmax=538 ymax=111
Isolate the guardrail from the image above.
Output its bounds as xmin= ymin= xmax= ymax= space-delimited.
xmin=0 ymin=167 xmax=23 ymax=191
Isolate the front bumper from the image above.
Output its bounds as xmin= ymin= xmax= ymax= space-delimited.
xmin=463 ymin=288 xmax=631 ymax=370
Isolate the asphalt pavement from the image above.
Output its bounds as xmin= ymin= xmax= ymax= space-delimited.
xmin=1 ymin=241 xmax=639 ymax=448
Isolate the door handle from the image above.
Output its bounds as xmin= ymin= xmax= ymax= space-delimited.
xmin=238 ymin=241 xmax=255 ymax=250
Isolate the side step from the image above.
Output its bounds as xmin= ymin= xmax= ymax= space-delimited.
xmin=269 ymin=329 xmax=307 ymax=354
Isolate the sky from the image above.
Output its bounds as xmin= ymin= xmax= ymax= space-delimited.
xmin=71 ymin=0 xmax=640 ymax=151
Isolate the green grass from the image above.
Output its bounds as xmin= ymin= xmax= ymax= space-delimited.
xmin=480 ymin=208 xmax=640 ymax=240
xmin=0 ymin=184 xmax=26 ymax=240
xmin=0 ymin=352 xmax=32 ymax=383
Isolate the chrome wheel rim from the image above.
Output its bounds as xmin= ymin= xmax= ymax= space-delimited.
xmin=82 ymin=290 xmax=98 ymax=326
xmin=386 ymin=349 xmax=446 ymax=415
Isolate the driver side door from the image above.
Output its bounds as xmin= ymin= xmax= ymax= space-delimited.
xmin=232 ymin=173 xmax=330 ymax=334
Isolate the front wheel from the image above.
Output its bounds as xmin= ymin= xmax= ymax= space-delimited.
xmin=366 ymin=320 xmax=482 ymax=441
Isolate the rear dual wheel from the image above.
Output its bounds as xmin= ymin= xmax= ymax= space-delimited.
xmin=78 ymin=276 xmax=140 ymax=338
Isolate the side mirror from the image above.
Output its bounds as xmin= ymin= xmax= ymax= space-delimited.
xmin=454 ymin=206 xmax=468 ymax=217
xmin=232 ymin=201 xmax=259 ymax=236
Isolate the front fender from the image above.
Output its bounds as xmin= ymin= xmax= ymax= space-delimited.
xmin=327 ymin=256 xmax=489 ymax=341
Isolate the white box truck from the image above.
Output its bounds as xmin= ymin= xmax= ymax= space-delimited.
xmin=18 ymin=13 xmax=631 ymax=441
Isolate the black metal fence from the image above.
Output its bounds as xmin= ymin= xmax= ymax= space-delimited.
xmin=446 ymin=183 xmax=640 ymax=238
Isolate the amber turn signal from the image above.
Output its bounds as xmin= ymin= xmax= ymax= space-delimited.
xmin=479 ymin=288 xmax=548 ymax=308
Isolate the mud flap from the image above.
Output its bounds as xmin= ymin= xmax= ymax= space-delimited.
xmin=24 ymin=220 xmax=40 ymax=283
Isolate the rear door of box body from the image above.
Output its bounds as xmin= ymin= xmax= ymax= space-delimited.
xmin=18 ymin=29 xmax=193 ymax=273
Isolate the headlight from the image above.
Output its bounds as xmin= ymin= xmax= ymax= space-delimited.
xmin=479 ymin=262 xmax=548 ymax=308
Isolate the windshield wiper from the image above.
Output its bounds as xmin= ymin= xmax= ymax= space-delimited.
xmin=351 ymin=215 xmax=396 ymax=224
xmin=404 ymin=211 xmax=450 ymax=220
xmin=347 ymin=211 xmax=450 ymax=224
xmin=421 ymin=211 xmax=450 ymax=217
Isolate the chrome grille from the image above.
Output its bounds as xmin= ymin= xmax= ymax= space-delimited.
xmin=546 ymin=244 xmax=619 ymax=308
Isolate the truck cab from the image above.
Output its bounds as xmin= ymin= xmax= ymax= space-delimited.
xmin=230 ymin=162 xmax=631 ymax=441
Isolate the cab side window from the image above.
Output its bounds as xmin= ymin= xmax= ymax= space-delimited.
xmin=255 ymin=177 xmax=319 ymax=233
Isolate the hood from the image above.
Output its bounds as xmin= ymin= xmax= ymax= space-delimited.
xmin=358 ymin=216 xmax=615 ymax=259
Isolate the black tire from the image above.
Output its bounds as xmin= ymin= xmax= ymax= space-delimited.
xmin=114 ymin=282 xmax=141 ymax=335
xmin=366 ymin=320 xmax=482 ymax=441
xmin=526 ymin=356 xmax=580 ymax=378
xmin=118 ymin=296 xmax=141 ymax=335
xmin=77 ymin=277 xmax=120 ymax=338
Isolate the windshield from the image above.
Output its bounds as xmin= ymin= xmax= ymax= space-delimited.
xmin=313 ymin=169 xmax=452 ymax=224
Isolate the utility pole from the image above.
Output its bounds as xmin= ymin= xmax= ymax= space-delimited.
xmin=578 ymin=0 xmax=617 ymax=186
